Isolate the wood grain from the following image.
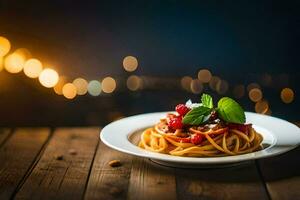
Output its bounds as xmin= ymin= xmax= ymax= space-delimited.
xmin=84 ymin=141 xmax=133 ymax=200
xmin=0 ymin=124 xmax=297 ymax=200
xmin=0 ymin=129 xmax=11 ymax=147
xmin=0 ymin=128 xmax=50 ymax=200
xmin=127 ymin=158 xmax=177 ymax=200
xmin=258 ymin=147 xmax=300 ymax=200
xmin=15 ymin=127 xmax=99 ymax=200
xmin=176 ymin=161 xmax=269 ymax=200
xmin=257 ymin=122 xmax=300 ymax=200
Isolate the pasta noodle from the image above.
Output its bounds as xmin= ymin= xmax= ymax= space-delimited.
xmin=138 ymin=119 xmax=263 ymax=157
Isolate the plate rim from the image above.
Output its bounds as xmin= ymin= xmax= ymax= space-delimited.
xmin=100 ymin=111 xmax=300 ymax=164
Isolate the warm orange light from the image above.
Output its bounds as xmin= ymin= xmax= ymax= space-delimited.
xmin=54 ymin=76 xmax=67 ymax=95
xmin=0 ymin=57 xmax=3 ymax=71
xmin=14 ymin=48 xmax=31 ymax=60
xmin=88 ymin=80 xmax=101 ymax=96
xmin=123 ymin=56 xmax=138 ymax=72
xmin=209 ymin=76 xmax=221 ymax=91
xmin=127 ymin=75 xmax=142 ymax=91
xmin=190 ymin=79 xmax=203 ymax=94
xmin=198 ymin=69 xmax=212 ymax=83
xmin=249 ymin=88 xmax=263 ymax=102
xmin=280 ymin=88 xmax=294 ymax=104
xmin=233 ymin=84 xmax=245 ymax=99
xmin=255 ymin=100 xmax=269 ymax=114
xmin=23 ymin=58 xmax=43 ymax=78
xmin=181 ymin=76 xmax=193 ymax=91
xmin=0 ymin=36 xmax=11 ymax=57
xmin=247 ymin=82 xmax=260 ymax=92
xmin=216 ymin=80 xmax=229 ymax=94
xmin=265 ymin=108 xmax=272 ymax=116
xmin=102 ymin=76 xmax=116 ymax=93
xmin=4 ymin=53 xmax=25 ymax=73
xmin=73 ymin=78 xmax=88 ymax=95
xmin=62 ymin=83 xmax=77 ymax=99
xmin=38 ymin=68 xmax=59 ymax=88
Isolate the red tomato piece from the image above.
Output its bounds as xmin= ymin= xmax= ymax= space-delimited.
xmin=175 ymin=104 xmax=190 ymax=116
xmin=168 ymin=116 xmax=183 ymax=129
xmin=172 ymin=137 xmax=191 ymax=143
xmin=191 ymin=134 xmax=203 ymax=145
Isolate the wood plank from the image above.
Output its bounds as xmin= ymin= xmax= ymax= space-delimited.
xmin=15 ymin=127 xmax=99 ymax=200
xmin=84 ymin=141 xmax=133 ymax=200
xmin=0 ymin=128 xmax=50 ymax=200
xmin=176 ymin=161 xmax=269 ymax=200
xmin=0 ymin=129 xmax=11 ymax=147
xmin=127 ymin=158 xmax=177 ymax=200
xmin=293 ymin=121 xmax=300 ymax=127
xmin=257 ymin=121 xmax=300 ymax=200
xmin=258 ymin=147 xmax=300 ymax=200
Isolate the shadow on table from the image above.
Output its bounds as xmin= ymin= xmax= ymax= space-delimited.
xmin=258 ymin=146 xmax=300 ymax=181
xmin=157 ymin=159 xmax=269 ymax=199
xmin=146 ymin=146 xmax=300 ymax=183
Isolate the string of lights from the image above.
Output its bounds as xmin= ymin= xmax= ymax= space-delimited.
xmin=0 ymin=36 xmax=295 ymax=115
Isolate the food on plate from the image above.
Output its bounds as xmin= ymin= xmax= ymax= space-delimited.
xmin=138 ymin=94 xmax=263 ymax=157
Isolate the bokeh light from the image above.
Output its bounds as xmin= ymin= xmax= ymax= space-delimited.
xmin=127 ymin=75 xmax=142 ymax=91
xmin=102 ymin=76 xmax=116 ymax=93
xmin=181 ymin=76 xmax=193 ymax=91
xmin=123 ymin=56 xmax=138 ymax=72
xmin=209 ymin=76 xmax=221 ymax=91
xmin=280 ymin=88 xmax=294 ymax=104
xmin=265 ymin=108 xmax=272 ymax=116
xmin=0 ymin=57 xmax=3 ymax=71
xmin=23 ymin=58 xmax=43 ymax=78
xmin=62 ymin=83 xmax=77 ymax=99
xmin=233 ymin=84 xmax=245 ymax=99
xmin=255 ymin=100 xmax=269 ymax=114
xmin=14 ymin=48 xmax=31 ymax=60
xmin=198 ymin=69 xmax=212 ymax=83
xmin=73 ymin=78 xmax=88 ymax=95
xmin=4 ymin=53 xmax=25 ymax=73
xmin=249 ymin=88 xmax=263 ymax=102
xmin=247 ymin=82 xmax=260 ymax=92
xmin=88 ymin=80 xmax=101 ymax=96
xmin=54 ymin=76 xmax=67 ymax=95
xmin=190 ymin=79 xmax=203 ymax=94
xmin=216 ymin=79 xmax=229 ymax=94
xmin=0 ymin=36 xmax=11 ymax=57
xmin=38 ymin=68 xmax=59 ymax=88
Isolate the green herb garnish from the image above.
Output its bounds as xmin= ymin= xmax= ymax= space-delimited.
xmin=182 ymin=93 xmax=245 ymax=125
xmin=217 ymin=97 xmax=245 ymax=124
xmin=201 ymin=93 xmax=213 ymax=108
xmin=182 ymin=106 xmax=211 ymax=125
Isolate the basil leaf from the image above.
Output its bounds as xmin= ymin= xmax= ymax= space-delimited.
xmin=201 ymin=93 xmax=213 ymax=108
xmin=217 ymin=97 xmax=245 ymax=124
xmin=182 ymin=106 xmax=212 ymax=125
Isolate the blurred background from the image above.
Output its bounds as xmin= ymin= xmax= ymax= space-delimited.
xmin=0 ymin=0 xmax=298 ymax=127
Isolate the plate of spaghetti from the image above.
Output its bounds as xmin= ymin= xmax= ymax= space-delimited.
xmin=101 ymin=94 xmax=300 ymax=167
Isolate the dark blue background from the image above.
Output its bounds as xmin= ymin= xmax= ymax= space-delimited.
xmin=0 ymin=0 xmax=298 ymax=126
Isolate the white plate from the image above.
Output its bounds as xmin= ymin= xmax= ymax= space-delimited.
xmin=100 ymin=112 xmax=300 ymax=168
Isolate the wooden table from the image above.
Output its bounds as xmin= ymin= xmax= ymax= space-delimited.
xmin=0 ymin=126 xmax=299 ymax=200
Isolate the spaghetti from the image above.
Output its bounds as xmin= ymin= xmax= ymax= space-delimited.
xmin=138 ymin=119 xmax=263 ymax=157
xmin=138 ymin=95 xmax=264 ymax=157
